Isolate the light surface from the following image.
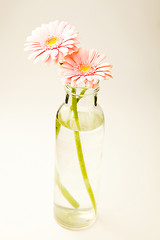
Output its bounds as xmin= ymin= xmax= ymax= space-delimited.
xmin=0 ymin=0 xmax=160 ymax=239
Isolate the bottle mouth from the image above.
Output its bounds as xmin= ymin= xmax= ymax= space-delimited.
xmin=65 ymin=84 xmax=100 ymax=97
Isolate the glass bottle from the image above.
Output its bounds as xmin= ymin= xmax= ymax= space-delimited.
xmin=54 ymin=84 xmax=105 ymax=230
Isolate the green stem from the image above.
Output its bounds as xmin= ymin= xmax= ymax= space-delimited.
xmin=70 ymin=88 xmax=87 ymax=111
xmin=55 ymin=118 xmax=80 ymax=208
xmin=77 ymin=88 xmax=87 ymax=103
xmin=71 ymin=88 xmax=81 ymax=131
xmin=56 ymin=118 xmax=61 ymax=137
xmin=55 ymin=170 xmax=80 ymax=208
xmin=71 ymin=88 xmax=97 ymax=214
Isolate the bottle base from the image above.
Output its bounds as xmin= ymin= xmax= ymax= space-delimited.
xmin=54 ymin=204 xmax=96 ymax=230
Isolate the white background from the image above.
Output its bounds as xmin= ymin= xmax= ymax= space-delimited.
xmin=0 ymin=0 xmax=160 ymax=239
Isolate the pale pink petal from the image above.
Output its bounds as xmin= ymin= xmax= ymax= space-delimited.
xmin=45 ymin=55 xmax=53 ymax=65
xmin=65 ymin=78 xmax=72 ymax=84
xmin=59 ymin=47 xmax=69 ymax=55
xmin=94 ymin=54 xmax=106 ymax=65
xmin=94 ymin=75 xmax=106 ymax=81
xmin=71 ymin=76 xmax=80 ymax=81
xmin=51 ymin=49 xmax=58 ymax=59
xmin=28 ymin=50 xmax=45 ymax=60
xmin=71 ymin=81 xmax=77 ymax=87
xmin=79 ymin=48 xmax=89 ymax=64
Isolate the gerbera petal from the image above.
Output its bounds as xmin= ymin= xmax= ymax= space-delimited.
xmin=28 ymin=50 xmax=45 ymax=60
xmin=96 ymin=63 xmax=112 ymax=70
xmin=40 ymin=52 xmax=50 ymax=61
xmin=79 ymin=48 xmax=89 ymax=64
xmin=58 ymin=51 xmax=64 ymax=63
xmin=89 ymin=49 xmax=99 ymax=64
xmin=71 ymin=81 xmax=77 ymax=87
xmin=105 ymin=73 xmax=113 ymax=78
xmin=33 ymin=50 xmax=47 ymax=63
xmin=61 ymin=62 xmax=74 ymax=70
xmin=85 ymin=75 xmax=94 ymax=82
xmin=51 ymin=49 xmax=58 ymax=59
xmin=86 ymin=81 xmax=93 ymax=88
xmin=48 ymin=21 xmax=56 ymax=35
xmin=45 ymin=55 xmax=53 ymax=65
xmin=94 ymin=71 xmax=106 ymax=76
xmin=94 ymin=54 xmax=106 ymax=65
xmin=65 ymin=78 xmax=72 ymax=85
xmin=59 ymin=47 xmax=69 ymax=55
xmin=71 ymin=76 xmax=80 ymax=81
xmin=61 ymin=39 xmax=75 ymax=46
xmin=93 ymin=75 xmax=105 ymax=81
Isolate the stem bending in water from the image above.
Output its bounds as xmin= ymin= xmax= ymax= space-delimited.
xmin=55 ymin=170 xmax=80 ymax=209
xmin=56 ymin=118 xmax=80 ymax=209
xmin=71 ymin=88 xmax=97 ymax=214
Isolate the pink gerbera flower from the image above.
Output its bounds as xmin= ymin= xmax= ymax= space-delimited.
xmin=24 ymin=21 xmax=79 ymax=64
xmin=60 ymin=48 xmax=112 ymax=88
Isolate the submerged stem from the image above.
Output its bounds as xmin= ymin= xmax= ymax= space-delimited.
xmin=55 ymin=170 xmax=80 ymax=209
xmin=55 ymin=118 xmax=80 ymax=208
xmin=71 ymin=88 xmax=97 ymax=214
xmin=74 ymin=131 xmax=97 ymax=214
xmin=56 ymin=118 xmax=61 ymax=137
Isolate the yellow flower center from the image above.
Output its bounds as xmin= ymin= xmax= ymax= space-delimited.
xmin=79 ymin=65 xmax=91 ymax=73
xmin=45 ymin=36 xmax=59 ymax=46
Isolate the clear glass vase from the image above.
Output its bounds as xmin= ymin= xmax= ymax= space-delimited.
xmin=54 ymin=84 xmax=105 ymax=230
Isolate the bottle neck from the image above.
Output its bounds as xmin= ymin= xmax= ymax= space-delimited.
xmin=64 ymin=85 xmax=100 ymax=108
